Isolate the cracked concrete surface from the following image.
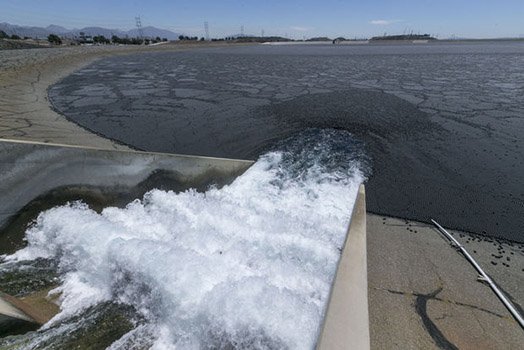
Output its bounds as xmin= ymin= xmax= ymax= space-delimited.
xmin=368 ymin=214 xmax=524 ymax=349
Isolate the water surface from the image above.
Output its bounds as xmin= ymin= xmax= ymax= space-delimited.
xmin=49 ymin=42 xmax=524 ymax=241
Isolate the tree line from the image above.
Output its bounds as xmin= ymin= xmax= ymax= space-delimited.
xmin=0 ymin=31 xmax=30 ymax=40
xmin=111 ymin=35 xmax=168 ymax=45
xmin=44 ymin=33 xmax=169 ymax=46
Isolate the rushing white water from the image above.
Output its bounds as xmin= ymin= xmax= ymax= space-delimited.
xmin=4 ymin=130 xmax=368 ymax=349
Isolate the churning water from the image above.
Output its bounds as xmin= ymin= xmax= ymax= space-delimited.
xmin=1 ymin=129 xmax=369 ymax=349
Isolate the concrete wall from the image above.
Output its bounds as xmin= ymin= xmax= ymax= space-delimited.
xmin=317 ymin=184 xmax=370 ymax=350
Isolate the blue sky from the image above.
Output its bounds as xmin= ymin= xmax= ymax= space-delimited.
xmin=1 ymin=0 xmax=523 ymax=39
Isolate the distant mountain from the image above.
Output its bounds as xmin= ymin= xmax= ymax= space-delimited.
xmin=45 ymin=25 xmax=69 ymax=34
xmin=127 ymin=26 xmax=180 ymax=39
xmin=0 ymin=22 xmax=180 ymax=40
xmin=0 ymin=23 xmax=51 ymax=39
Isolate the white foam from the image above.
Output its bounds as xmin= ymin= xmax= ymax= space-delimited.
xmin=6 ymin=142 xmax=365 ymax=349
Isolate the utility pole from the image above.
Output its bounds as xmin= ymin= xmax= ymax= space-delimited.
xmin=135 ymin=16 xmax=144 ymax=39
xmin=204 ymin=21 xmax=209 ymax=40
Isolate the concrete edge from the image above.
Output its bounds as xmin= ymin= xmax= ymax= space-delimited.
xmin=0 ymin=294 xmax=34 ymax=323
xmin=0 ymin=291 xmax=58 ymax=337
xmin=0 ymin=138 xmax=255 ymax=165
xmin=0 ymin=292 xmax=53 ymax=325
xmin=0 ymin=290 xmax=51 ymax=336
xmin=317 ymin=184 xmax=370 ymax=349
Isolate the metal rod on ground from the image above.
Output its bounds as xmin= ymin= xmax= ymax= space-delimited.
xmin=431 ymin=219 xmax=524 ymax=329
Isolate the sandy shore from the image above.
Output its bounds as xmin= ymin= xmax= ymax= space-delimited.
xmin=0 ymin=42 xmax=250 ymax=149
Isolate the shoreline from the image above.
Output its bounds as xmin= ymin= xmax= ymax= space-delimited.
xmin=0 ymin=47 xmax=135 ymax=149
xmin=1 ymin=45 xmax=126 ymax=149
xmin=0 ymin=42 xmax=253 ymax=149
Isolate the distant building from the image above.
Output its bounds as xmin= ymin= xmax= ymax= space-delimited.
xmin=77 ymin=32 xmax=94 ymax=44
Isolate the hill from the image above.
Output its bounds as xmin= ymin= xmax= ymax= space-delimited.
xmin=0 ymin=22 xmax=180 ymax=40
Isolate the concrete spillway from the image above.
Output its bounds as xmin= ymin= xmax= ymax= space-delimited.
xmin=0 ymin=138 xmax=369 ymax=348
xmin=0 ymin=139 xmax=254 ymax=255
xmin=0 ymin=138 xmax=253 ymax=337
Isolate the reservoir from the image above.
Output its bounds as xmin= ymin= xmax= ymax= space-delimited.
xmin=49 ymin=41 xmax=524 ymax=241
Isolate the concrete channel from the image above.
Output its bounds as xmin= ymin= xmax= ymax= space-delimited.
xmin=0 ymin=138 xmax=253 ymax=337
xmin=0 ymin=139 xmax=371 ymax=347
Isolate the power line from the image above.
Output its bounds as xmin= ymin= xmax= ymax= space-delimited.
xmin=135 ymin=15 xmax=143 ymax=38
xmin=204 ymin=21 xmax=209 ymax=40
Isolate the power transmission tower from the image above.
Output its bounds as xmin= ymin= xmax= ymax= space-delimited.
xmin=135 ymin=16 xmax=144 ymax=39
xmin=261 ymin=29 xmax=265 ymax=37
xmin=240 ymin=25 xmax=244 ymax=37
xmin=204 ymin=21 xmax=210 ymax=40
